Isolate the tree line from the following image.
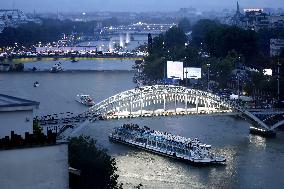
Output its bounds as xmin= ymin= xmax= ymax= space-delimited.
xmin=0 ymin=17 xmax=120 ymax=48
xmin=143 ymin=18 xmax=284 ymax=98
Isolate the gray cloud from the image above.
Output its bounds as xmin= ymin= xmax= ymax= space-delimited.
xmin=1 ymin=0 xmax=283 ymax=12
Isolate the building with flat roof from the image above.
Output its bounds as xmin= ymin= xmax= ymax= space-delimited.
xmin=270 ymin=38 xmax=284 ymax=57
xmin=0 ymin=94 xmax=69 ymax=189
xmin=0 ymin=94 xmax=39 ymax=138
xmin=0 ymin=143 xmax=69 ymax=189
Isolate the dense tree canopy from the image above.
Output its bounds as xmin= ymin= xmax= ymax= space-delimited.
xmin=144 ymin=26 xmax=188 ymax=80
xmin=142 ymin=18 xmax=283 ymax=99
xmin=0 ymin=17 xmax=122 ymax=48
xmin=192 ymin=19 xmax=259 ymax=61
xmin=0 ymin=19 xmax=96 ymax=47
xmin=68 ymin=136 xmax=121 ymax=189
xmin=178 ymin=18 xmax=191 ymax=32
xmin=192 ymin=19 xmax=284 ymax=67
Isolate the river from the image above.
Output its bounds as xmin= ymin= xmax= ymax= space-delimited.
xmin=0 ymin=60 xmax=283 ymax=189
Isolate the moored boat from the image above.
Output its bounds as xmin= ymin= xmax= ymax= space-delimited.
xmin=249 ymin=126 xmax=276 ymax=137
xmin=75 ymin=94 xmax=95 ymax=106
xmin=50 ymin=63 xmax=63 ymax=73
xmin=71 ymin=59 xmax=79 ymax=63
xmin=109 ymin=124 xmax=226 ymax=164
xmin=33 ymin=81 xmax=40 ymax=87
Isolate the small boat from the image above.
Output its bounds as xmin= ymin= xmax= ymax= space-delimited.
xmin=75 ymin=94 xmax=95 ymax=106
xmin=109 ymin=124 xmax=226 ymax=165
xmin=34 ymin=81 xmax=40 ymax=87
xmin=71 ymin=59 xmax=79 ymax=63
xmin=50 ymin=63 xmax=63 ymax=73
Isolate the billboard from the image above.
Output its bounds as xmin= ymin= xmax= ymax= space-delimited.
xmin=167 ymin=61 xmax=184 ymax=80
xmin=184 ymin=67 xmax=202 ymax=79
xmin=263 ymin=69 xmax=272 ymax=76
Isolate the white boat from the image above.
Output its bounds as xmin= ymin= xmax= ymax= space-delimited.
xmin=33 ymin=81 xmax=40 ymax=87
xmin=50 ymin=63 xmax=63 ymax=73
xmin=109 ymin=124 xmax=226 ymax=164
xmin=76 ymin=94 xmax=95 ymax=106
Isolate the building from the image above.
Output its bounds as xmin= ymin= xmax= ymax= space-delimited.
xmin=0 ymin=9 xmax=28 ymax=28
xmin=0 ymin=144 xmax=69 ymax=189
xmin=0 ymin=20 xmax=4 ymax=32
xmin=103 ymin=22 xmax=175 ymax=35
xmin=35 ymin=46 xmax=97 ymax=53
xmin=269 ymin=15 xmax=284 ymax=28
xmin=229 ymin=2 xmax=284 ymax=31
xmin=0 ymin=94 xmax=39 ymax=138
xmin=242 ymin=9 xmax=269 ymax=30
xmin=0 ymin=94 xmax=69 ymax=189
xmin=232 ymin=2 xmax=243 ymax=26
xmin=270 ymin=38 xmax=284 ymax=57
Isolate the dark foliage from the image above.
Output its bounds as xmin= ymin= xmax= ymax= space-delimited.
xmin=192 ymin=19 xmax=259 ymax=61
xmin=68 ymin=136 xmax=121 ymax=189
xmin=0 ymin=19 xmax=96 ymax=47
xmin=178 ymin=18 xmax=191 ymax=32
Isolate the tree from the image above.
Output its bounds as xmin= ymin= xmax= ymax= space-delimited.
xmin=68 ymin=136 xmax=121 ymax=189
xmin=178 ymin=18 xmax=191 ymax=32
xmin=164 ymin=26 xmax=187 ymax=50
xmin=192 ymin=19 xmax=259 ymax=63
xmin=192 ymin=19 xmax=221 ymax=48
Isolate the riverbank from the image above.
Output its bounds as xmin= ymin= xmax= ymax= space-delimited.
xmin=1 ymin=56 xmax=143 ymax=64
xmin=0 ymin=70 xmax=135 ymax=73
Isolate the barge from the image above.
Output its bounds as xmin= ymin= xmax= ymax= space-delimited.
xmin=109 ymin=124 xmax=226 ymax=164
xmin=249 ymin=126 xmax=276 ymax=138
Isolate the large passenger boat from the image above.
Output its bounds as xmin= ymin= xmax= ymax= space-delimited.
xmin=109 ymin=124 xmax=226 ymax=164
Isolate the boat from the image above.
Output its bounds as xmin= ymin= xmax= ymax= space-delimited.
xmin=50 ymin=63 xmax=63 ymax=73
xmin=109 ymin=124 xmax=226 ymax=164
xmin=71 ymin=59 xmax=79 ymax=63
xmin=33 ymin=81 xmax=40 ymax=87
xmin=75 ymin=94 xmax=95 ymax=106
xmin=249 ymin=126 xmax=276 ymax=138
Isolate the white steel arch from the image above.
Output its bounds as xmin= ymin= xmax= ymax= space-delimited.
xmin=83 ymin=85 xmax=272 ymax=130
xmin=86 ymin=85 xmax=231 ymax=116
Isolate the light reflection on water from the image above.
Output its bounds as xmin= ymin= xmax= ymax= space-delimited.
xmin=249 ymin=135 xmax=267 ymax=149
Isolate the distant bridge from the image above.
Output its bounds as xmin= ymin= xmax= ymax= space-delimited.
xmin=37 ymin=85 xmax=284 ymax=138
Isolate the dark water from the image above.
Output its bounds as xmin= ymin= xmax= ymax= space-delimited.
xmin=0 ymin=63 xmax=284 ymax=189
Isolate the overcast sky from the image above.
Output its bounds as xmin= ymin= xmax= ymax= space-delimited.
xmin=1 ymin=0 xmax=283 ymax=13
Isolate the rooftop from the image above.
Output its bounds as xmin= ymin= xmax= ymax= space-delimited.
xmin=0 ymin=94 xmax=39 ymax=109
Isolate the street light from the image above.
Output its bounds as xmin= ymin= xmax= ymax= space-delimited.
xmin=161 ymin=57 xmax=166 ymax=82
xmin=184 ymin=56 xmax=188 ymax=87
xmin=185 ymin=69 xmax=188 ymax=87
xmin=206 ymin=63 xmax=210 ymax=91
xmin=277 ymin=60 xmax=281 ymax=101
xmin=237 ymin=56 xmax=241 ymax=100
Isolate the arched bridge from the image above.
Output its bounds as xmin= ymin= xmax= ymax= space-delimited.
xmin=86 ymin=85 xmax=232 ymax=117
xmin=38 ymin=85 xmax=284 ymax=139
xmin=83 ymin=85 xmax=280 ymax=131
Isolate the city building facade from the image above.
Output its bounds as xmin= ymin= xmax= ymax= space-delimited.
xmin=270 ymin=38 xmax=284 ymax=57
xmin=229 ymin=2 xmax=284 ymax=31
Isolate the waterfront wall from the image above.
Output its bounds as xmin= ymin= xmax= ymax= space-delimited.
xmin=0 ymin=144 xmax=69 ymax=189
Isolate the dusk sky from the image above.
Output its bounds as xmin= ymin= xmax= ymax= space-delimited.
xmin=1 ymin=0 xmax=283 ymax=12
